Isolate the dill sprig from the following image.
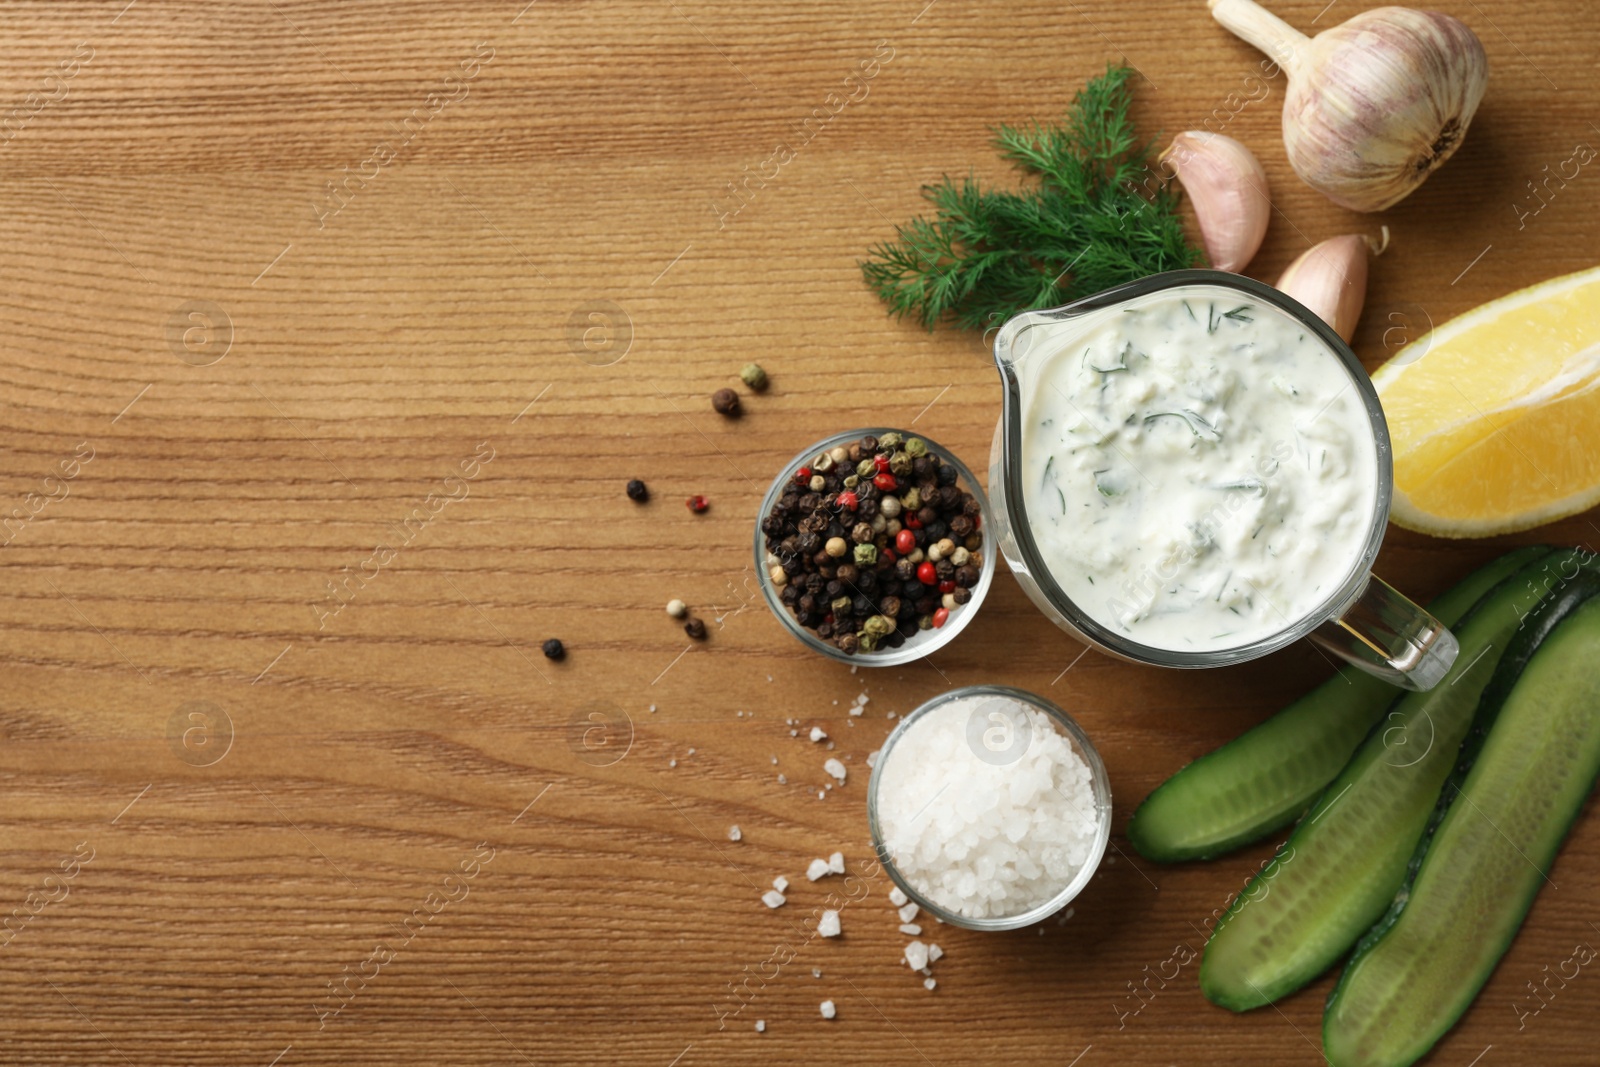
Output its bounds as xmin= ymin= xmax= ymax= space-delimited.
xmin=860 ymin=65 xmax=1201 ymax=331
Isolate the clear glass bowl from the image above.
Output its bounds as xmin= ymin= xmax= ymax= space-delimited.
xmin=753 ymin=427 xmax=995 ymax=667
xmin=867 ymin=685 xmax=1112 ymax=932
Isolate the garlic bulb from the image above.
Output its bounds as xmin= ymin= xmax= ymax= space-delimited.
xmin=1161 ymin=132 xmax=1271 ymax=273
xmin=1276 ymin=227 xmax=1389 ymax=341
xmin=1209 ymin=0 xmax=1488 ymax=212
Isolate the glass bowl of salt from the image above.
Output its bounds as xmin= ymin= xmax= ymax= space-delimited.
xmin=868 ymin=684 xmax=1111 ymax=931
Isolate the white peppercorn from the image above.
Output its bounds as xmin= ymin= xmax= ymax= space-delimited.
xmin=667 ymin=599 xmax=688 ymax=618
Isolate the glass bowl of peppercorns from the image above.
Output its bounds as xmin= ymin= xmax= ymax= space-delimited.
xmin=754 ymin=429 xmax=995 ymax=665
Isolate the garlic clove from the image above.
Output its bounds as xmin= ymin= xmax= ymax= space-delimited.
xmin=1275 ymin=227 xmax=1388 ymax=342
xmin=1161 ymin=131 xmax=1271 ymax=273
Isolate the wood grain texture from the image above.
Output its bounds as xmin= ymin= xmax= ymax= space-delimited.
xmin=1 ymin=0 xmax=1597 ymax=1063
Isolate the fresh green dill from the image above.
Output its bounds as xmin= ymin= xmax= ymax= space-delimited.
xmin=1223 ymin=304 xmax=1253 ymax=323
xmin=859 ymin=65 xmax=1201 ymax=331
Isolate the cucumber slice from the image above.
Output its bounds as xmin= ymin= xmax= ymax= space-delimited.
xmin=1199 ymin=547 xmax=1576 ymax=1011
xmin=1324 ymin=573 xmax=1600 ymax=1067
xmin=1128 ymin=546 xmax=1551 ymax=862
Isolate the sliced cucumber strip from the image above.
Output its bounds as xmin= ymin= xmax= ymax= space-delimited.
xmin=1128 ymin=546 xmax=1551 ymax=863
xmin=1199 ymin=548 xmax=1574 ymax=1011
xmin=1324 ymin=573 xmax=1600 ymax=1067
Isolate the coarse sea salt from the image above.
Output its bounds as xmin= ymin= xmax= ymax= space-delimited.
xmin=818 ymin=910 xmax=840 ymax=937
xmin=824 ymin=758 xmax=847 ymax=782
xmin=828 ymin=851 xmax=844 ymax=873
xmin=888 ymin=887 xmax=908 ymax=907
xmin=819 ymin=1000 xmax=836 ymax=1019
xmin=762 ymin=890 xmax=786 ymax=908
xmin=773 ymin=876 xmax=789 ymax=892
xmin=810 ymin=727 xmax=827 ymax=742
xmin=874 ymin=694 xmax=1099 ymax=920
xmin=806 ymin=858 xmax=831 ymax=882
xmin=728 ymin=825 xmax=742 ymax=842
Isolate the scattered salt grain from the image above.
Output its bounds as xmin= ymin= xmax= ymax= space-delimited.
xmin=806 ymin=858 xmax=831 ymax=881
xmin=755 ymin=1020 xmax=765 ymax=1033
xmin=866 ymin=749 xmax=880 ymax=768
xmin=928 ymin=944 xmax=943 ymax=963
xmin=648 ymin=704 xmax=657 ymax=712
xmin=897 ymin=902 xmax=919 ymax=923
xmin=886 ymin=711 xmax=896 ymax=719
xmin=812 ymin=968 xmax=822 ymax=978
xmin=824 ymin=758 xmax=847 ymax=782
xmin=899 ymin=923 xmax=922 ymax=935
xmin=809 ymin=727 xmax=827 ymax=742
xmin=668 ymin=759 xmax=677 ymax=768
xmin=849 ymin=705 xmax=864 ymax=717
xmin=761 ymin=890 xmax=786 ymax=908
xmin=904 ymin=941 xmax=929 ymax=970
xmin=790 ymin=729 xmax=798 ymax=737
xmin=874 ymin=693 xmax=1099 ymax=919
xmin=727 ymin=825 xmax=742 ymax=842
xmin=771 ymin=756 xmax=778 ymax=764
xmin=817 ymin=790 xmax=825 ymax=799
xmin=818 ymin=910 xmax=841 ymax=937
xmin=819 ymin=1000 xmax=836 ymax=1020
xmin=828 ymin=851 xmax=844 ymax=873
xmin=778 ymin=774 xmax=787 ymax=784
xmin=773 ymin=876 xmax=789 ymax=892
xmin=888 ymin=887 xmax=908 ymax=907
xmin=924 ymin=978 xmax=937 ymax=991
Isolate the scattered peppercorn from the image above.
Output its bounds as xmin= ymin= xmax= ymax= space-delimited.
xmin=541 ymin=638 xmax=565 ymax=660
xmin=712 ymin=388 xmax=741 ymax=416
xmin=687 ymin=495 xmax=710 ymax=513
xmin=740 ymin=363 xmax=769 ymax=391
xmin=685 ymin=618 xmax=707 ymax=640
xmin=626 ymin=479 xmax=649 ymax=502
xmin=760 ymin=432 xmax=984 ymax=655
xmin=666 ymin=599 xmax=688 ymax=618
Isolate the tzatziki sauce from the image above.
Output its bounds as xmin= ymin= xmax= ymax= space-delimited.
xmin=1020 ymin=285 xmax=1379 ymax=652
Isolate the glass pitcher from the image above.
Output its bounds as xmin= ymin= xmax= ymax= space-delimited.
xmin=987 ymin=269 xmax=1458 ymax=691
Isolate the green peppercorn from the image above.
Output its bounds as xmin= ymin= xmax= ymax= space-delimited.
xmin=831 ymin=595 xmax=852 ymax=615
xmin=902 ymin=487 xmax=921 ymax=511
xmin=862 ymin=614 xmax=894 ymax=637
xmin=853 ymin=543 xmax=878 ymax=566
xmin=889 ymin=451 xmax=912 ymax=476
xmin=856 ymin=632 xmax=880 ymax=652
xmin=878 ymin=432 xmax=903 ymax=450
xmin=905 ymin=437 xmax=928 ymax=458
xmin=740 ymin=363 xmax=769 ymax=391
xmin=857 ymin=459 xmax=876 ymax=478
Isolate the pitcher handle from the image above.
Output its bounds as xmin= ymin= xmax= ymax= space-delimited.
xmin=1310 ymin=573 xmax=1459 ymax=691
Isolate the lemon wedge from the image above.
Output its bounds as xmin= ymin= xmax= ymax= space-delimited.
xmin=1374 ymin=265 xmax=1600 ymax=538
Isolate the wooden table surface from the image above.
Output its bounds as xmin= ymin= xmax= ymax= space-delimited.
xmin=3 ymin=0 xmax=1599 ymax=1063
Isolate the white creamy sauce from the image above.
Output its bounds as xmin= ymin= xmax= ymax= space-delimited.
xmin=1020 ymin=286 xmax=1379 ymax=652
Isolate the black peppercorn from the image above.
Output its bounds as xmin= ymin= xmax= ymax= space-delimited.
xmin=949 ymin=515 xmax=974 ymax=539
xmin=858 ymin=435 xmax=879 ymax=454
xmin=952 ymin=586 xmax=972 ymax=605
xmin=626 ymin=479 xmax=649 ymax=502
xmin=954 ymin=564 xmax=979 ymax=588
xmin=711 ymin=388 xmax=741 ymax=416
xmin=837 ymin=632 xmax=859 ymax=654
xmin=541 ymin=638 xmax=565 ymax=660
xmin=937 ymin=463 xmax=958 ymax=487
xmin=685 ymin=618 xmax=707 ymax=639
